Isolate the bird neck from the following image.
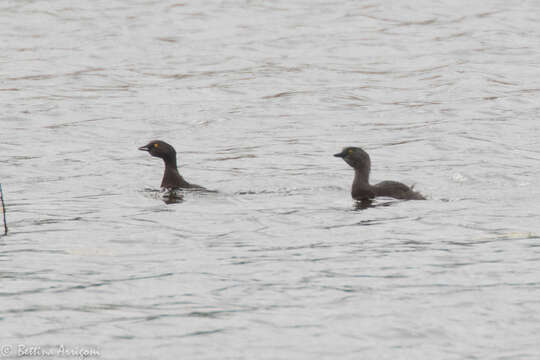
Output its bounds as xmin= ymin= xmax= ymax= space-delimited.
xmin=161 ymin=166 xmax=190 ymax=189
xmin=353 ymin=167 xmax=370 ymax=185
xmin=162 ymin=154 xmax=177 ymax=169
xmin=351 ymin=167 xmax=375 ymax=200
xmin=160 ymin=154 xmax=192 ymax=189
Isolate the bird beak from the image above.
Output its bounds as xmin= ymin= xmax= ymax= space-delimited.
xmin=138 ymin=145 xmax=150 ymax=152
xmin=334 ymin=151 xmax=345 ymax=158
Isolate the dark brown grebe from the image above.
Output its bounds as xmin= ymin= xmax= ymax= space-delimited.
xmin=334 ymin=146 xmax=425 ymax=201
xmin=139 ymin=140 xmax=204 ymax=190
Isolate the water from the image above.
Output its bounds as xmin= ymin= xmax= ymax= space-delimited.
xmin=2 ymin=0 xmax=540 ymax=359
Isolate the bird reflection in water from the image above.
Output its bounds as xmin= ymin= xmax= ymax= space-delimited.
xmin=353 ymin=199 xmax=397 ymax=211
xmin=162 ymin=189 xmax=184 ymax=204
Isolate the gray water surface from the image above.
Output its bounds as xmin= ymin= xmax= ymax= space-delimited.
xmin=2 ymin=1 xmax=540 ymax=359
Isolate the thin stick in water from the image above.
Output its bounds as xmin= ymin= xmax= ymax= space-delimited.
xmin=0 ymin=184 xmax=7 ymax=236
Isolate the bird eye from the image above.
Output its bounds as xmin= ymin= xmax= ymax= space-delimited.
xmin=153 ymin=143 xmax=158 ymax=148
xmin=347 ymin=149 xmax=354 ymax=155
